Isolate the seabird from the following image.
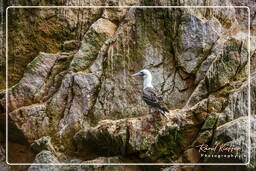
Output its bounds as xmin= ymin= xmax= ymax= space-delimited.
xmin=132 ymin=69 xmax=168 ymax=118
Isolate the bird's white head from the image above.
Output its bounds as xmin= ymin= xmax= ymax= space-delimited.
xmin=132 ymin=69 xmax=153 ymax=89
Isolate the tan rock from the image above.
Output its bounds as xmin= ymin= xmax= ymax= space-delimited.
xmin=74 ymin=108 xmax=201 ymax=162
xmin=183 ymin=148 xmax=200 ymax=163
xmin=69 ymin=18 xmax=117 ymax=72
xmin=8 ymin=104 xmax=49 ymax=143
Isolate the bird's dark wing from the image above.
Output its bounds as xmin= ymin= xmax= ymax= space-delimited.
xmin=142 ymin=87 xmax=162 ymax=108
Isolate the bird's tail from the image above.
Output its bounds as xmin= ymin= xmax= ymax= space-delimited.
xmin=158 ymin=107 xmax=169 ymax=118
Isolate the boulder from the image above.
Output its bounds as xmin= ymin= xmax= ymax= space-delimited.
xmin=69 ymin=18 xmax=117 ymax=72
xmin=27 ymin=150 xmax=61 ymax=171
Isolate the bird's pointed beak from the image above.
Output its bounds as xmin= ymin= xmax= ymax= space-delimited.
xmin=132 ymin=72 xmax=141 ymax=76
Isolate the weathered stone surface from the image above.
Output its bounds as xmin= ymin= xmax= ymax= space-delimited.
xmin=70 ymin=18 xmax=117 ymax=72
xmin=195 ymin=42 xmax=223 ymax=84
xmin=212 ymin=116 xmax=251 ymax=164
xmin=61 ymin=157 xmax=140 ymax=171
xmin=250 ymin=116 xmax=256 ymax=168
xmin=61 ymin=40 xmax=80 ymax=51
xmin=102 ymin=8 xmax=128 ymax=23
xmin=8 ymin=104 xmax=49 ymax=143
xmin=58 ymin=0 xmax=104 ymax=39
xmin=201 ymin=113 xmax=218 ymax=130
xmin=192 ymin=130 xmax=213 ymax=146
xmin=211 ymin=75 xmax=256 ymax=167
xmin=205 ymin=38 xmax=248 ymax=92
xmin=47 ymin=72 xmax=100 ymax=139
xmin=0 ymin=143 xmax=8 ymax=171
xmin=251 ymin=73 xmax=256 ymax=116
xmin=161 ymin=166 xmax=179 ymax=171
xmin=73 ymin=108 xmax=203 ymax=162
xmin=1 ymin=2 xmax=255 ymax=169
xmin=31 ymin=136 xmax=56 ymax=154
xmin=182 ymin=148 xmax=200 ymax=163
xmin=90 ymin=9 xmax=147 ymax=120
xmin=217 ymin=79 xmax=250 ymax=126
xmin=175 ymin=13 xmax=219 ymax=74
xmin=4 ymin=7 xmax=78 ymax=88
xmin=27 ymin=150 xmax=61 ymax=171
xmin=186 ymin=38 xmax=248 ymax=107
xmin=3 ymin=52 xmax=59 ymax=113
xmin=102 ymin=0 xmax=138 ymax=23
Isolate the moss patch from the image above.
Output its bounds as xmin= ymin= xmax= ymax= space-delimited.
xmin=6 ymin=8 xmax=75 ymax=88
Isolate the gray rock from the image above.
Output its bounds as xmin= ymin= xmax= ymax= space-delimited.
xmin=31 ymin=136 xmax=56 ymax=154
xmin=212 ymin=116 xmax=252 ymax=164
xmin=28 ymin=150 xmax=61 ymax=171
xmin=3 ymin=52 xmax=58 ymax=113
xmin=187 ymin=38 xmax=248 ymax=107
xmin=218 ymin=79 xmax=249 ymax=126
xmin=73 ymin=107 xmax=204 ymax=162
xmin=0 ymin=143 xmax=8 ymax=171
xmin=205 ymin=38 xmax=248 ymax=92
xmin=70 ymin=18 xmax=117 ymax=72
xmin=175 ymin=13 xmax=219 ymax=74
xmin=47 ymin=72 xmax=100 ymax=139
xmin=195 ymin=42 xmax=223 ymax=84
xmin=161 ymin=166 xmax=180 ymax=171
xmin=8 ymin=104 xmax=49 ymax=143
xmin=61 ymin=40 xmax=80 ymax=51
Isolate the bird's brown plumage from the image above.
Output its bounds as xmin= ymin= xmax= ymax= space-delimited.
xmin=142 ymin=87 xmax=168 ymax=116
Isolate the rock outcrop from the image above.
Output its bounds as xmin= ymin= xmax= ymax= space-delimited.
xmin=1 ymin=0 xmax=256 ymax=171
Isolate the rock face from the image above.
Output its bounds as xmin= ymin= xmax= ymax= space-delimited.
xmin=174 ymin=13 xmax=219 ymax=74
xmin=0 ymin=140 xmax=8 ymax=171
xmin=1 ymin=0 xmax=256 ymax=171
xmin=69 ymin=18 xmax=117 ymax=72
xmin=73 ymin=108 xmax=202 ymax=162
xmin=27 ymin=151 xmax=60 ymax=171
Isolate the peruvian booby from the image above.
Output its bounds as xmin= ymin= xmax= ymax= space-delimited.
xmin=132 ymin=69 xmax=168 ymax=118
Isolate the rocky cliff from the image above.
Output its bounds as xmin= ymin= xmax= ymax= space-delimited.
xmin=0 ymin=0 xmax=256 ymax=171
